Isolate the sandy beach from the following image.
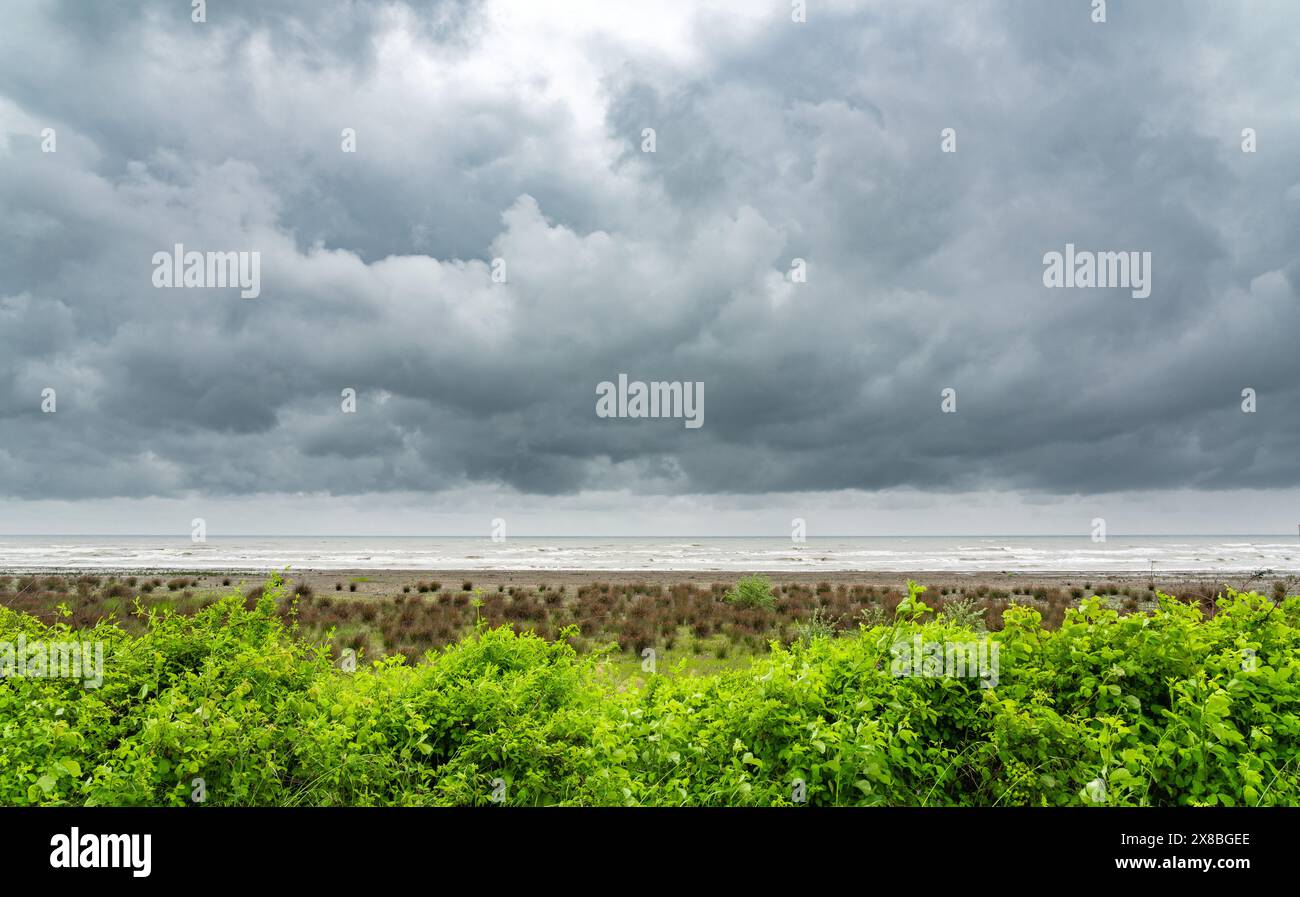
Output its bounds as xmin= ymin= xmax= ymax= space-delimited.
xmin=285 ymin=568 xmax=1249 ymax=589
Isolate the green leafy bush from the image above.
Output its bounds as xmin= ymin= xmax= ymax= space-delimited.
xmin=939 ymin=594 xmax=987 ymax=631
xmin=0 ymin=577 xmax=1296 ymax=807
xmin=724 ymin=574 xmax=777 ymax=610
xmin=793 ymin=607 xmax=839 ymax=645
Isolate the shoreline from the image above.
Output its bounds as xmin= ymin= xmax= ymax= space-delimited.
xmin=3 ymin=567 xmax=1280 ymax=592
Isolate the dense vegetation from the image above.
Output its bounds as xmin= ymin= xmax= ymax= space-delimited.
xmin=1 ymin=575 xmax=1295 ymax=806
xmin=0 ymin=570 xmax=1266 ymax=665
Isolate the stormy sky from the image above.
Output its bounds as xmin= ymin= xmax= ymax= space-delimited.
xmin=1 ymin=0 xmax=1299 ymax=535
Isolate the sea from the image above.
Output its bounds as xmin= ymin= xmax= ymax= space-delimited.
xmin=0 ymin=535 xmax=1298 ymax=573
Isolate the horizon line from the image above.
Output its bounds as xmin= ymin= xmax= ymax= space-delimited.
xmin=1 ymin=533 xmax=1298 ymax=540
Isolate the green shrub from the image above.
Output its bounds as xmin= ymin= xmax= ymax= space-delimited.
xmin=939 ymin=595 xmax=987 ymax=631
xmin=793 ymin=607 xmax=838 ymax=644
xmin=0 ymin=576 xmax=1295 ymax=807
xmin=724 ymin=574 xmax=776 ymax=610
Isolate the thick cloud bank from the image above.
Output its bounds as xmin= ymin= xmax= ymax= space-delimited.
xmin=1 ymin=0 xmax=1298 ymax=509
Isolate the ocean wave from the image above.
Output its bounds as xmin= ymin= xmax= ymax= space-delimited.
xmin=2 ymin=537 xmax=1299 ymax=573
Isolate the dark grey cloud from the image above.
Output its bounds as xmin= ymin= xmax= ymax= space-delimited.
xmin=1 ymin=0 xmax=1299 ymax=506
